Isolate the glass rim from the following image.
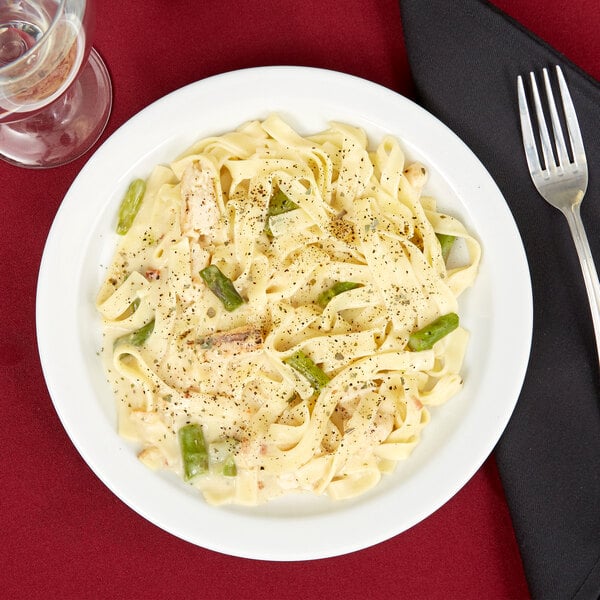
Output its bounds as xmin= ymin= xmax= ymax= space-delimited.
xmin=0 ymin=0 xmax=71 ymax=75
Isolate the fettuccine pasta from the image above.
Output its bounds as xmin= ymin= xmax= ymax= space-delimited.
xmin=96 ymin=115 xmax=480 ymax=505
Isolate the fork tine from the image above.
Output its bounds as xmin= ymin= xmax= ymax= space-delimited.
xmin=542 ymin=68 xmax=569 ymax=170
xmin=517 ymin=75 xmax=543 ymax=176
xmin=556 ymin=65 xmax=587 ymax=169
xmin=529 ymin=71 xmax=555 ymax=171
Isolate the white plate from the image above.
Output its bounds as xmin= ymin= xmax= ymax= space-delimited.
xmin=36 ymin=66 xmax=532 ymax=561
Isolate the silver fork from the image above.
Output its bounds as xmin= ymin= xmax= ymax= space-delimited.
xmin=518 ymin=65 xmax=600 ymax=367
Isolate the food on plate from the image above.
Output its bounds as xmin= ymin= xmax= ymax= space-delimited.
xmin=96 ymin=114 xmax=480 ymax=505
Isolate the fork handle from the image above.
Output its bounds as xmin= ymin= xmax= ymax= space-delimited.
xmin=563 ymin=201 xmax=600 ymax=368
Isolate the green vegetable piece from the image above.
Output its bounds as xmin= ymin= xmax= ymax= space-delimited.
xmin=436 ymin=233 xmax=456 ymax=262
xmin=209 ymin=439 xmax=238 ymax=476
xmin=408 ymin=313 xmax=459 ymax=351
xmin=268 ymin=188 xmax=298 ymax=216
xmin=117 ymin=297 xmax=140 ymax=321
xmin=178 ymin=423 xmax=208 ymax=481
xmin=222 ymin=455 xmax=237 ymax=477
xmin=284 ymin=350 xmax=330 ymax=392
xmin=116 ymin=178 xmax=146 ymax=235
xmin=114 ymin=319 xmax=155 ymax=348
xmin=265 ymin=189 xmax=298 ymax=236
xmin=317 ymin=281 xmax=363 ymax=308
xmin=200 ymin=265 xmax=244 ymax=312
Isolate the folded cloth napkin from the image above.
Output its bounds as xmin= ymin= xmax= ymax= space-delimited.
xmin=400 ymin=1 xmax=600 ymax=598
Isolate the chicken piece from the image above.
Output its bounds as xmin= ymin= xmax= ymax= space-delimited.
xmin=180 ymin=161 xmax=220 ymax=239
xmin=138 ymin=446 xmax=168 ymax=470
xmin=403 ymin=162 xmax=428 ymax=193
xmin=201 ymin=325 xmax=264 ymax=358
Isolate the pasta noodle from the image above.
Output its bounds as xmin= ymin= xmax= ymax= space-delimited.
xmin=96 ymin=115 xmax=480 ymax=505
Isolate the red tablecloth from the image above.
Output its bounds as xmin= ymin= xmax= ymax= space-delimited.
xmin=2 ymin=1 xmax=599 ymax=597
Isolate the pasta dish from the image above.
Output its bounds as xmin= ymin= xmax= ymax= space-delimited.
xmin=96 ymin=115 xmax=480 ymax=505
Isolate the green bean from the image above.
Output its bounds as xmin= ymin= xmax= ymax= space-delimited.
xmin=114 ymin=319 xmax=155 ymax=348
xmin=284 ymin=350 xmax=330 ymax=392
xmin=265 ymin=189 xmax=298 ymax=236
xmin=200 ymin=265 xmax=244 ymax=312
xmin=317 ymin=281 xmax=363 ymax=308
xmin=436 ymin=233 xmax=456 ymax=262
xmin=178 ymin=424 xmax=208 ymax=481
xmin=116 ymin=178 xmax=146 ymax=235
xmin=408 ymin=313 xmax=459 ymax=351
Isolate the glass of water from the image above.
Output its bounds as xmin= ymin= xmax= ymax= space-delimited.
xmin=0 ymin=0 xmax=111 ymax=168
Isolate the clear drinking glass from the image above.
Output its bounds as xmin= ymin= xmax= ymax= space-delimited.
xmin=0 ymin=0 xmax=111 ymax=168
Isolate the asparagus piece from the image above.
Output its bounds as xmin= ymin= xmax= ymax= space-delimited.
xmin=264 ymin=189 xmax=298 ymax=235
xmin=436 ymin=233 xmax=456 ymax=262
xmin=114 ymin=319 xmax=155 ymax=347
xmin=117 ymin=297 xmax=140 ymax=321
xmin=222 ymin=455 xmax=237 ymax=477
xmin=178 ymin=423 xmax=208 ymax=481
xmin=209 ymin=439 xmax=238 ymax=477
xmin=116 ymin=179 xmax=146 ymax=235
xmin=408 ymin=313 xmax=459 ymax=351
xmin=200 ymin=265 xmax=244 ymax=312
xmin=284 ymin=350 xmax=330 ymax=392
xmin=317 ymin=281 xmax=362 ymax=308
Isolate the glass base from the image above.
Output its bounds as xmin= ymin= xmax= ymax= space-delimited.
xmin=0 ymin=48 xmax=112 ymax=169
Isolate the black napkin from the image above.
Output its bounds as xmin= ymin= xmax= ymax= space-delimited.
xmin=399 ymin=1 xmax=600 ymax=598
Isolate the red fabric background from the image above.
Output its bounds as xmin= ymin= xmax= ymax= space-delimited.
xmin=2 ymin=1 xmax=599 ymax=597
